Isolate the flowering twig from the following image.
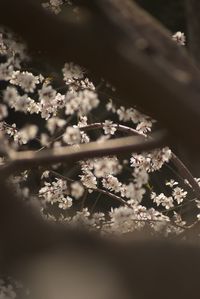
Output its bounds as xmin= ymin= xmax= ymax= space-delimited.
xmin=170 ymin=153 xmax=200 ymax=200
xmin=49 ymin=170 xmax=131 ymax=207
xmin=81 ymin=122 xmax=200 ymax=200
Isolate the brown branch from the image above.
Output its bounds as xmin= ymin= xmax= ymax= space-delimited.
xmin=170 ymin=153 xmax=200 ymax=200
xmin=80 ymin=122 xmax=140 ymax=136
xmin=185 ymin=0 xmax=200 ymax=65
xmin=0 ymin=129 xmax=168 ymax=176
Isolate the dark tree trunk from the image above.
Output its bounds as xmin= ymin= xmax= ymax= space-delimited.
xmin=186 ymin=0 xmax=200 ymax=65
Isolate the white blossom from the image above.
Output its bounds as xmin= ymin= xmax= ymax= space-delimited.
xmin=63 ymin=126 xmax=81 ymax=145
xmin=93 ymin=156 xmax=122 ymax=178
xmin=46 ymin=117 xmax=66 ymax=135
xmin=80 ymin=171 xmax=97 ymax=190
xmin=136 ymin=120 xmax=152 ymax=133
xmin=172 ymin=31 xmax=186 ymax=46
xmin=39 ymin=179 xmax=68 ymax=205
xmin=65 ymin=89 xmax=99 ymax=116
xmin=10 ymin=70 xmax=40 ymax=92
xmin=106 ymin=99 xmax=116 ymax=113
xmin=77 ymin=116 xmax=88 ymax=128
xmin=0 ymin=61 xmax=13 ymax=81
xmin=70 ymin=181 xmax=85 ymax=199
xmin=166 ymin=179 xmax=178 ymax=188
xmin=16 ymin=125 xmax=38 ymax=144
xmin=102 ymin=175 xmax=121 ymax=193
xmin=172 ymin=187 xmax=187 ymax=204
xmin=58 ymin=196 xmax=73 ymax=210
xmin=151 ymin=192 xmax=174 ymax=210
xmin=62 ymin=62 xmax=84 ymax=84
xmin=103 ymin=120 xmax=117 ymax=135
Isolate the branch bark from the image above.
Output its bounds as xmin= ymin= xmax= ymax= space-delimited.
xmin=185 ymin=0 xmax=200 ymax=65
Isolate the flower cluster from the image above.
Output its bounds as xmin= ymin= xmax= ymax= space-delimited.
xmin=1 ymin=7 xmax=199 ymax=245
xmin=42 ymin=0 xmax=71 ymax=14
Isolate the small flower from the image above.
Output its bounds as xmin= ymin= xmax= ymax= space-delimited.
xmin=41 ymin=171 xmax=50 ymax=179
xmin=106 ymin=99 xmax=116 ymax=113
xmin=62 ymin=62 xmax=84 ymax=83
xmin=38 ymin=84 xmax=57 ymax=102
xmin=172 ymin=187 xmax=187 ymax=204
xmin=136 ymin=120 xmax=152 ymax=133
xmin=172 ymin=31 xmax=186 ymax=46
xmin=63 ymin=126 xmax=81 ymax=145
xmin=77 ymin=116 xmax=88 ymax=128
xmin=71 ymin=181 xmax=85 ymax=199
xmin=80 ymin=171 xmax=97 ymax=190
xmin=166 ymin=179 xmax=178 ymax=188
xmin=46 ymin=117 xmax=66 ymax=135
xmin=16 ymin=125 xmax=38 ymax=144
xmin=58 ymin=196 xmax=73 ymax=209
xmin=103 ymin=120 xmax=117 ymax=135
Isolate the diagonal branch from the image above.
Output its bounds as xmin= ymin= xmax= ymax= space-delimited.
xmin=1 ymin=129 xmax=168 ymax=176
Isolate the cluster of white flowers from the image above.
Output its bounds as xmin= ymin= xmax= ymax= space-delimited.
xmin=1 ymin=16 xmax=199 ymax=244
xmin=102 ymin=175 xmax=122 ymax=193
xmin=151 ymin=181 xmax=188 ymax=211
xmin=130 ymin=147 xmax=172 ymax=172
xmin=1 ymin=1 xmax=200 ymax=297
xmin=151 ymin=192 xmax=174 ymax=210
xmin=10 ymin=70 xmax=40 ymax=93
xmin=81 ymin=156 xmax=122 ymax=178
xmin=39 ymin=178 xmax=73 ymax=209
xmin=108 ymin=205 xmax=170 ymax=234
xmin=80 ymin=170 xmax=98 ymax=191
xmin=46 ymin=117 xmax=66 ymax=135
xmin=62 ymin=62 xmax=84 ymax=84
xmin=103 ymin=120 xmax=117 ymax=135
xmin=65 ymin=89 xmax=99 ymax=116
xmin=0 ymin=122 xmax=38 ymax=147
xmin=42 ymin=0 xmax=65 ymax=14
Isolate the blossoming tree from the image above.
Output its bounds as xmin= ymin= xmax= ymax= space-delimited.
xmin=1 ymin=0 xmax=200 ymax=297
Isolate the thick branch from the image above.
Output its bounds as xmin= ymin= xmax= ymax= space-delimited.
xmin=185 ymin=0 xmax=200 ymax=65
xmin=1 ymin=129 xmax=168 ymax=176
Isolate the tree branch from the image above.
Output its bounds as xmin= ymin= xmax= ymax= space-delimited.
xmin=0 ymin=129 xmax=168 ymax=176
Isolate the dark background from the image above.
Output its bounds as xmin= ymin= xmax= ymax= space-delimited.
xmin=136 ymin=0 xmax=185 ymax=32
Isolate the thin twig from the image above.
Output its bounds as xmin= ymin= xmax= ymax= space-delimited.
xmin=49 ymin=170 xmax=131 ymax=207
